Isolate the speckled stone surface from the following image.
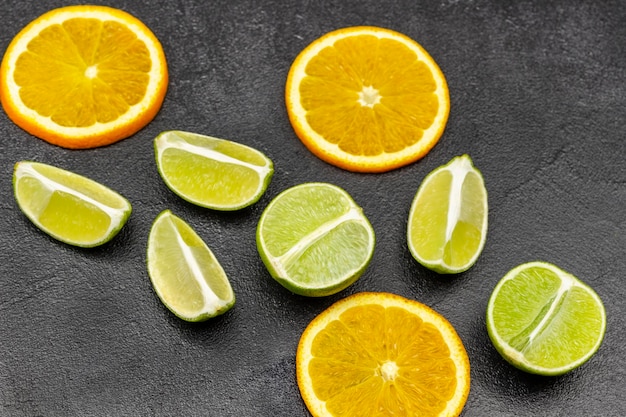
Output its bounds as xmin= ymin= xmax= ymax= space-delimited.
xmin=0 ymin=1 xmax=624 ymax=416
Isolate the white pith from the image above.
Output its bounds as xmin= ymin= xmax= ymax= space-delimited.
xmin=164 ymin=214 xmax=230 ymax=313
xmin=156 ymin=132 xmax=272 ymax=179
xmin=357 ymin=85 xmax=381 ymax=108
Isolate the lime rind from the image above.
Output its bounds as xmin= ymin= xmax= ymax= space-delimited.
xmin=13 ymin=161 xmax=132 ymax=247
xmin=147 ymin=210 xmax=235 ymax=322
xmin=486 ymin=261 xmax=606 ymax=375
xmin=257 ymin=183 xmax=375 ymax=297
xmin=154 ymin=130 xmax=274 ymax=211
xmin=407 ymin=154 xmax=488 ymax=274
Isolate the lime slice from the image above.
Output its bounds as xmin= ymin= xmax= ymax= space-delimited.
xmin=154 ymin=130 xmax=273 ymax=210
xmin=486 ymin=261 xmax=606 ymax=376
xmin=146 ymin=210 xmax=235 ymax=322
xmin=13 ymin=161 xmax=132 ymax=247
xmin=407 ymin=154 xmax=488 ymax=274
xmin=256 ymin=183 xmax=375 ymax=297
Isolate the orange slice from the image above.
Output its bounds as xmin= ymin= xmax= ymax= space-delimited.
xmin=297 ymin=292 xmax=470 ymax=417
xmin=0 ymin=5 xmax=168 ymax=149
xmin=285 ymin=26 xmax=450 ymax=173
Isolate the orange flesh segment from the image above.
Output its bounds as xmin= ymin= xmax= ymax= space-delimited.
xmin=300 ymin=34 xmax=439 ymax=157
xmin=14 ymin=18 xmax=151 ymax=128
xmin=308 ymin=304 xmax=457 ymax=415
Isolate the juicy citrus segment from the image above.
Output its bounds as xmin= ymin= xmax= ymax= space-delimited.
xmin=154 ymin=131 xmax=273 ymax=211
xmin=486 ymin=261 xmax=606 ymax=376
xmin=13 ymin=161 xmax=132 ymax=247
xmin=297 ymin=292 xmax=470 ymax=417
xmin=285 ymin=26 xmax=449 ymax=172
xmin=146 ymin=210 xmax=235 ymax=322
xmin=0 ymin=5 xmax=168 ymax=148
xmin=407 ymin=154 xmax=488 ymax=274
xmin=256 ymin=183 xmax=375 ymax=297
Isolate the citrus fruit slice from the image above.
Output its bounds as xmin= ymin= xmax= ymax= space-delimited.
xmin=0 ymin=5 xmax=168 ymax=148
xmin=486 ymin=261 xmax=606 ymax=376
xmin=407 ymin=154 xmax=488 ymax=274
xmin=256 ymin=183 xmax=375 ymax=297
xmin=146 ymin=210 xmax=235 ymax=322
xmin=13 ymin=161 xmax=132 ymax=247
xmin=285 ymin=26 xmax=450 ymax=173
xmin=154 ymin=130 xmax=274 ymax=211
xmin=297 ymin=292 xmax=470 ymax=417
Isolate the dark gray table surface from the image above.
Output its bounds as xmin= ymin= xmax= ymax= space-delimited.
xmin=1 ymin=1 xmax=624 ymax=416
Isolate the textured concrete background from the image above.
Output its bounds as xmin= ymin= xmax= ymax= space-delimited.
xmin=0 ymin=0 xmax=624 ymax=416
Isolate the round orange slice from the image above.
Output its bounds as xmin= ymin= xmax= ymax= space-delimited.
xmin=296 ymin=292 xmax=470 ymax=417
xmin=285 ymin=26 xmax=450 ymax=173
xmin=0 ymin=5 xmax=168 ymax=149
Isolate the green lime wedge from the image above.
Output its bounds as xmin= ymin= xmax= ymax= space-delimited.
xmin=13 ymin=161 xmax=132 ymax=247
xmin=407 ymin=154 xmax=488 ymax=274
xmin=256 ymin=183 xmax=375 ymax=297
xmin=154 ymin=130 xmax=273 ymax=210
xmin=486 ymin=261 xmax=606 ymax=375
xmin=146 ymin=210 xmax=235 ymax=322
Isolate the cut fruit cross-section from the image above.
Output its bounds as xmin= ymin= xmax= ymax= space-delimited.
xmin=407 ymin=154 xmax=488 ymax=274
xmin=147 ymin=210 xmax=235 ymax=322
xmin=154 ymin=130 xmax=273 ymax=211
xmin=297 ymin=292 xmax=470 ymax=417
xmin=257 ymin=183 xmax=375 ymax=296
xmin=285 ymin=26 xmax=449 ymax=172
xmin=13 ymin=160 xmax=132 ymax=247
xmin=0 ymin=5 xmax=168 ymax=148
xmin=487 ymin=261 xmax=606 ymax=376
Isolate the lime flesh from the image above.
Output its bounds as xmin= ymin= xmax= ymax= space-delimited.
xmin=147 ymin=210 xmax=235 ymax=321
xmin=13 ymin=161 xmax=131 ymax=247
xmin=486 ymin=261 xmax=606 ymax=375
xmin=407 ymin=154 xmax=487 ymax=274
xmin=155 ymin=130 xmax=273 ymax=210
xmin=257 ymin=183 xmax=375 ymax=297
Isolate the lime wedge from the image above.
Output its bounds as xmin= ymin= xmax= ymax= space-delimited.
xmin=146 ymin=210 xmax=235 ymax=321
xmin=256 ymin=183 xmax=375 ymax=297
xmin=154 ymin=130 xmax=273 ymax=210
xmin=13 ymin=161 xmax=132 ymax=247
xmin=407 ymin=154 xmax=488 ymax=274
xmin=486 ymin=261 xmax=606 ymax=375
